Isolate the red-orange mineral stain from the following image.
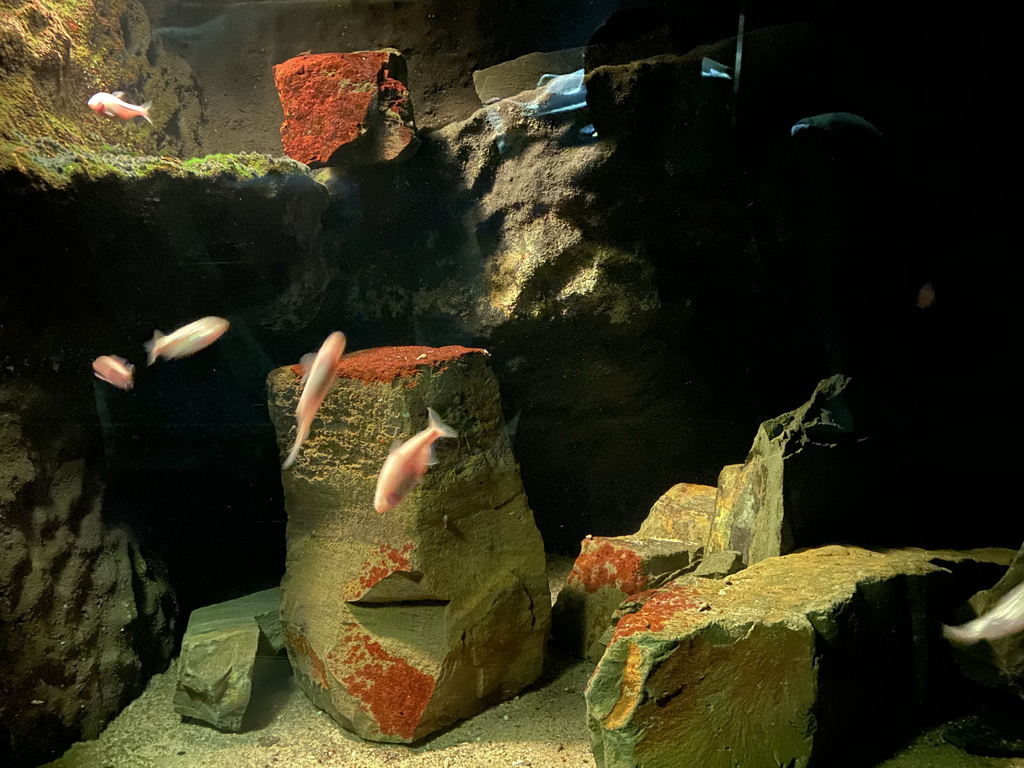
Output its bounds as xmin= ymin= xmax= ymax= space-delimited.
xmin=289 ymin=345 xmax=487 ymax=384
xmin=329 ymin=628 xmax=435 ymax=740
xmin=352 ymin=542 xmax=415 ymax=597
xmin=284 ymin=628 xmax=329 ymax=690
xmin=567 ymin=538 xmax=648 ymax=595
xmin=611 ymin=583 xmax=703 ymax=641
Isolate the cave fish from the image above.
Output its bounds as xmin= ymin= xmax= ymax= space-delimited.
xmin=144 ymin=316 xmax=230 ymax=365
xmin=943 ymin=579 xmax=1024 ymax=644
xmin=87 ymin=91 xmax=153 ymax=125
xmin=374 ymin=407 xmax=457 ymax=514
xmin=92 ymin=355 xmax=135 ymax=390
xmin=282 ymin=331 xmax=346 ymax=470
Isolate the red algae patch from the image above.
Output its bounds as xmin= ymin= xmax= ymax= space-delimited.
xmin=611 ymin=582 xmax=704 ymax=641
xmin=290 ymin=345 xmax=488 ymax=383
xmin=567 ymin=538 xmax=648 ymax=595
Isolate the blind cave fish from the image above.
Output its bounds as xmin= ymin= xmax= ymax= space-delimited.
xmin=144 ymin=316 xmax=230 ymax=365
xmin=88 ymin=92 xmax=153 ymax=125
xmin=374 ymin=407 xmax=458 ymax=513
xmin=92 ymin=355 xmax=135 ymax=390
xmin=943 ymin=579 xmax=1024 ymax=644
xmin=282 ymin=331 xmax=346 ymax=470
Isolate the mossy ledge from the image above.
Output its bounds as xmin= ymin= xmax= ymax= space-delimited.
xmin=0 ymin=142 xmax=312 ymax=191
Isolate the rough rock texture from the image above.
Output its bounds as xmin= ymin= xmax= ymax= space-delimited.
xmin=692 ymin=549 xmax=744 ymax=579
xmin=173 ymin=588 xmax=284 ymax=731
xmin=553 ymin=535 xmax=700 ymax=662
xmin=948 ymin=540 xmax=1024 ymax=696
xmin=472 ymin=48 xmax=585 ymax=104
xmin=636 ymin=482 xmax=717 ymax=544
xmin=0 ymin=0 xmax=202 ymax=157
xmin=707 ymin=374 xmax=876 ymax=566
xmin=273 ymin=50 xmax=417 ymax=168
xmin=266 ymin=345 xmax=550 ymax=743
xmin=586 ymin=546 xmax=1014 ymax=768
xmin=0 ymin=387 xmax=176 ymax=768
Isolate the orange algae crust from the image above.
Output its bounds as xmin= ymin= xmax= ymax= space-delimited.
xmin=328 ymin=629 xmax=436 ymax=740
xmin=567 ymin=537 xmax=648 ymax=595
xmin=289 ymin=345 xmax=488 ymax=383
xmin=347 ymin=542 xmax=416 ymax=598
xmin=611 ymin=582 xmax=705 ymax=641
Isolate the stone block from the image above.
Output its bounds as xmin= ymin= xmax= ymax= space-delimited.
xmin=585 ymin=545 xmax=1013 ymax=768
xmin=273 ymin=50 xmax=417 ymax=167
xmin=553 ymin=535 xmax=699 ymax=662
xmin=266 ymin=345 xmax=550 ymax=742
xmin=472 ymin=48 xmax=585 ymax=104
xmin=173 ymin=588 xmax=283 ymax=731
xmin=636 ymin=482 xmax=716 ymax=544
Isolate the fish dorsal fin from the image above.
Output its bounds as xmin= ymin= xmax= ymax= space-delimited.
xmin=299 ymin=353 xmax=316 ymax=383
xmin=112 ymin=91 xmax=126 ymax=99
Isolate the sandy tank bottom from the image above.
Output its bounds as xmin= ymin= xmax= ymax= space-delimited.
xmin=41 ymin=558 xmax=1024 ymax=768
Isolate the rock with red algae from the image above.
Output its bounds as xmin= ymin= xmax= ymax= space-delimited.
xmin=266 ymin=345 xmax=550 ymax=743
xmin=272 ymin=49 xmax=418 ymax=167
xmin=585 ymin=545 xmax=1015 ymax=768
xmin=553 ymin=535 xmax=700 ymax=662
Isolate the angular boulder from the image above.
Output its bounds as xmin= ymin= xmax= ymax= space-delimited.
xmin=273 ymin=50 xmax=417 ymax=167
xmin=707 ymin=374 xmax=860 ymax=566
xmin=266 ymin=345 xmax=550 ymax=742
xmin=173 ymin=588 xmax=284 ymax=731
xmin=586 ymin=545 xmax=1014 ymax=768
xmin=636 ymin=482 xmax=716 ymax=544
xmin=553 ymin=535 xmax=700 ymax=662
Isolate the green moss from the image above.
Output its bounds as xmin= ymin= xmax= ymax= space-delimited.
xmin=0 ymin=141 xmax=311 ymax=190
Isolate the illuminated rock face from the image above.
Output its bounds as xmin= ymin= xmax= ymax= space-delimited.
xmin=585 ymin=546 xmax=1014 ymax=768
xmin=266 ymin=345 xmax=550 ymax=742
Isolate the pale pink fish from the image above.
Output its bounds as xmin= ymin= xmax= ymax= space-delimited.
xmin=87 ymin=91 xmax=153 ymax=125
xmin=944 ymin=579 xmax=1024 ymax=644
xmin=144 ymin=316 xmax=230 ymax=365
xmin=374 ymin=408 xmax=457 ymax=513
xmin=92 ymin=355 xmax=135 ymax=390
xmin=282 ymin=331 xmax=346 ymax=470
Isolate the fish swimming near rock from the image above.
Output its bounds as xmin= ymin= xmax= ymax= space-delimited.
xmin=943 ymin=579 xmax=1024 ymax=644
xmin=282 ymin=331 xmax=346 ymax=470
xmin=88 ymin=91 xmax=153 ymax=125
xmin=92 ymin=355 xmax=135 ymax=390
xmin=374 ymin=407 xmax=458 ymax=513
xmin=144 ymin=316 xmax=230 ymax=365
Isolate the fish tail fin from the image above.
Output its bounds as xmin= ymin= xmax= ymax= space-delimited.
xmin=140 ymin=102 xmax=153 ymax=125
xmin=942 ymin=623 xmax=978 ymax=645
xmin=427 ymin=407 xmax=457 ymax=439
xmin=144 ymin=331 xmax=164 ymax=365
xmin=282 ymin=422 xmax=310 ymax=470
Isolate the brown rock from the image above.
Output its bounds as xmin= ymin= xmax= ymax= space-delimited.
xmin=266 ymin=345 xmax=549 ymax=742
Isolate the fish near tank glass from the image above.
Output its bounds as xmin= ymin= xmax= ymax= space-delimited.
xmin=0 ymin=0 xmax=1020 ymax=766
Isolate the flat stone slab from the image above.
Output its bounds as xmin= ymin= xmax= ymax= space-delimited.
xmin=173 ymin=588 xmax=283 ymax=731
xmin=586 ymin=545 xmax=1014 ymax=768
xmin=472 ymin=48 xmax=585 ymax=104
xmin=266 ymin=345 xmax=550 ymax=742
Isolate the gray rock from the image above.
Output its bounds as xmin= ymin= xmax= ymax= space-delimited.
xmin=173 ymin=588 xmax=283 ymax=731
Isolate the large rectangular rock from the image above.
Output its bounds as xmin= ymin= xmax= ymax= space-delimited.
xmin=585 ymin=546 xmax=1013 ymax=768
xmin=267 ymin=345 xmax=550 ymax=743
